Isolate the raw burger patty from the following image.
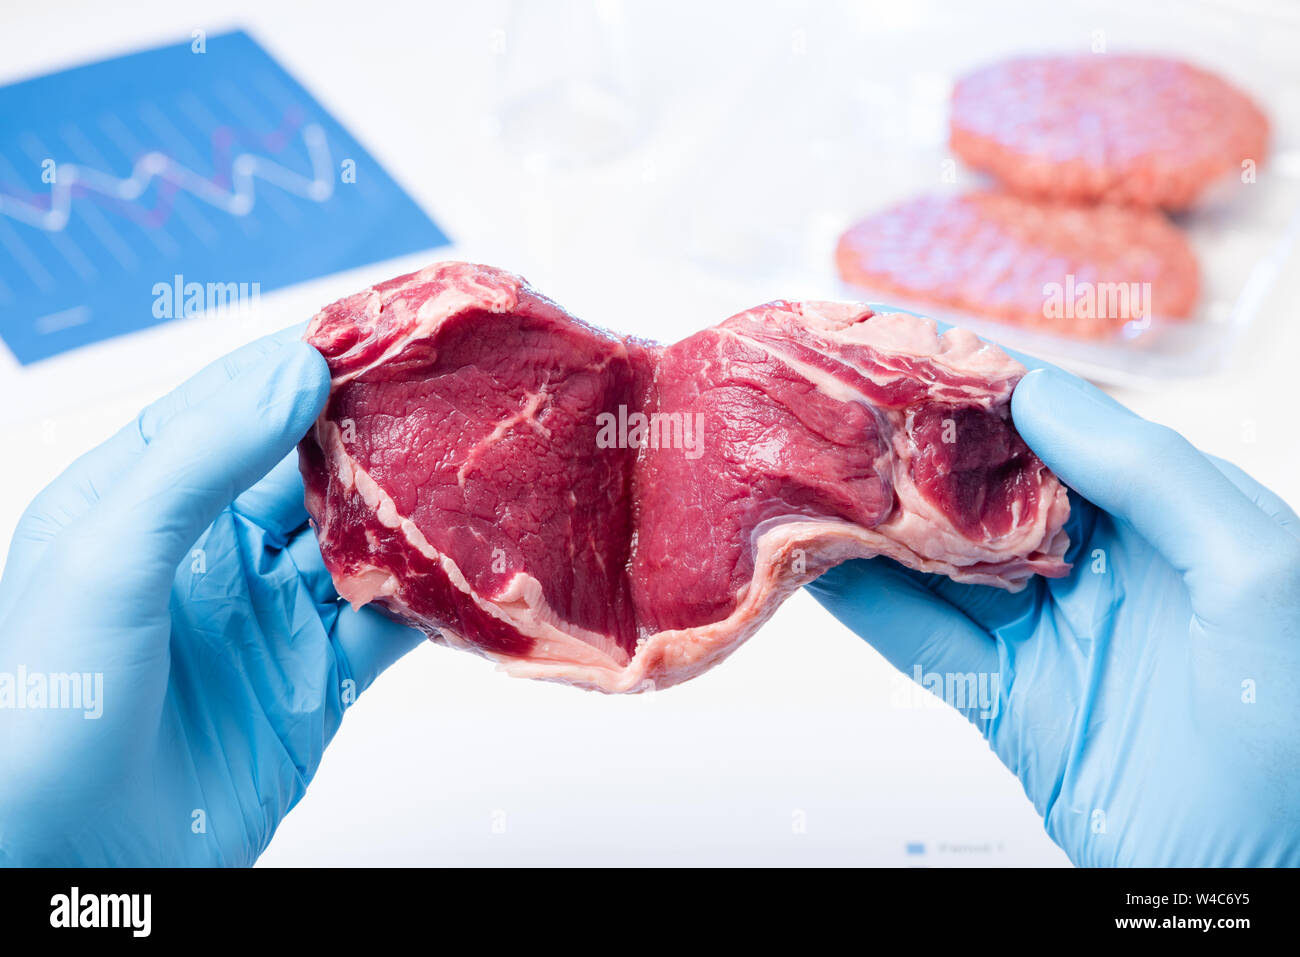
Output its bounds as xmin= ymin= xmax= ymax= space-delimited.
xmin=835 ymin=191 xmax=1200 ymax=338
xmin=950 ymin=54 xmax=1270 ymax=210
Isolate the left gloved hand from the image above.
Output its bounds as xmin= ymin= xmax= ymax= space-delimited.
xmin=0 ymin=326 xmax=423 ymax=866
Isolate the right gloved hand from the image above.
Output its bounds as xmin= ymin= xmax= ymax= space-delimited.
xmin=808 ymin=365 xmax=1300 ymax=866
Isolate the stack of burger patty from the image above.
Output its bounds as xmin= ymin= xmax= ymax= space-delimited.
xmin=836 ymin=55 xmax=1270 ymax=338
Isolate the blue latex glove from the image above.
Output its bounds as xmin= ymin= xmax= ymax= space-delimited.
xmin=0 ymin=327 xmax=422 ymax=866
xmin=809 ymin=365 xmax=1300 ymax=866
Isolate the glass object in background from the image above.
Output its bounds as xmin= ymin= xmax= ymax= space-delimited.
xmin=489 ymin=0 xmax=649 ymax=168
xmin=673 ymin=14 xmax=952 ymax=290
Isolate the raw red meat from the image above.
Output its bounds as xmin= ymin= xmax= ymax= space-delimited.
xmin=950 ymin=55 xmax=1269 ymax=211
xmin=836 ymin=191 xmax=1200 ymax=338
xmin=300 ymin=262 xmax=1070 ymax=692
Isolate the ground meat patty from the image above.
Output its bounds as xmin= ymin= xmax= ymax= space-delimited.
xmin=835 ymin=191 xmax=1200 ymax=338
xmin=950 ymin=55 xmax=1270 ymax=211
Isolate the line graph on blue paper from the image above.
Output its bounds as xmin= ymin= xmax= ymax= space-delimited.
xmin=0 ymin=30 xmax=449 ymax=365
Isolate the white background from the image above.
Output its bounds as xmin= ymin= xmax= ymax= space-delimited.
xmin=1 ymin=0 xmax=1298 ymax=866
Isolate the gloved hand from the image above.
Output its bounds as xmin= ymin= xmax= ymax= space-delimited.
xmin=809 ymin=365 xmax=1300 ymax=866
xmin=0 ymin=327 xmax=422 ymax=866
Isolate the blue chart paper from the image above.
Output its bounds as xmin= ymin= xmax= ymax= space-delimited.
xmin=0 ymin=30 xmax=450 ymax=364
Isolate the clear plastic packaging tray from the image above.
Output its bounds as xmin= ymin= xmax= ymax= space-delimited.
xmin=820 ymin=3 xmax=1300 ymax=387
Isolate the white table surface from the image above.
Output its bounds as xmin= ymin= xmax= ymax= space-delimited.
xmin=1 ymin=0 xmax=1297 ymax=866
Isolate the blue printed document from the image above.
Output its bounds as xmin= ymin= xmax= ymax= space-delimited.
xmin=0 ymin=29 xmax=450 ymax=364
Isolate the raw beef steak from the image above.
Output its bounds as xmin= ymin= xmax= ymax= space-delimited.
xmin=950 ymin=55 xmax=1269 ymax=211
xmin=300 ymin=262 xmax=1071 ymax=692
xmin=836 ymin=191 xmax=1200 ymax=338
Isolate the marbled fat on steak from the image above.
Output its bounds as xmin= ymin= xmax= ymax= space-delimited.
xmin=300 ymin=262 xmax=1070 ymax=692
